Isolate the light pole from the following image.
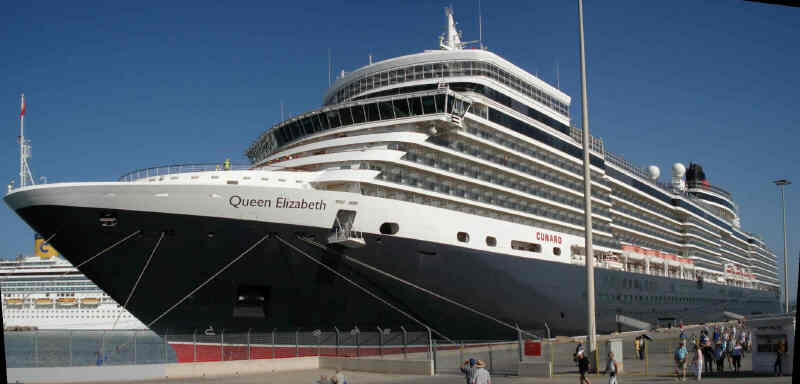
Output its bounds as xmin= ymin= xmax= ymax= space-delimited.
xmin=578 ymin=0 xmax=597 ymax=365
xmin=774 ymin=179 xmax=791 ymax=313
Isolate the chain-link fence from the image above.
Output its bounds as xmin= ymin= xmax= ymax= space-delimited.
xmin=4 ymin=327 xmax=434 ymax=368
xmin=4 ymin=330 xmax=174 ymax=368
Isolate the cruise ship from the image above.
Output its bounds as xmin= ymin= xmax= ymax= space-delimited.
xmin=4 ymin=9 xmax=779 ymax=339
xmin=1 ymin=235 xmax=147 ymax=330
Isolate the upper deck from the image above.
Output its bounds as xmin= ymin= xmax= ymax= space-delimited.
xmin=323 ymin=49 xmax=571 ymax=119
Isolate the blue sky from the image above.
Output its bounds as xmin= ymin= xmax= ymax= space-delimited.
xmin=1 ymin=1 xmax=798 ymax=301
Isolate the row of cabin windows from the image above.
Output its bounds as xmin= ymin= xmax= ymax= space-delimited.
xmin=402 ymin=142 xmax=611 ymax=219
xmin=375 ymin=161 xmax=614 ymax=234
xmin=457 ymin=232 xmax=561 ymax=255
xmin=460 ymin=121 xmax=610 ymax=200
xmin=360 ymin=183 xmax=619 ymax=249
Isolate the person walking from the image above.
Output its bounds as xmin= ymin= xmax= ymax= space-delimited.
xmin=730 ymin=341 xmax=743 ymax=373
xmin=577 ymin=350 xmax=592 ymax=384
xmin=691 ymin=343 xmax=703 ymax=381
xmin=604 ymin=351 xmax=619 ymax=384
xmin=714 ymin=342 xmax=725 ymax=373
xmin=473 ymin=360 xmax=491 ymax=384
xmin=674 ymin=340 xmax=688 ymax=381
xmin=460 ymin=358 xmax=477 ymax=384
xmin=774 ymin=340 xmax=786 ymax=376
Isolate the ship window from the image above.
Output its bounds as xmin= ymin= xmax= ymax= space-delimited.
xmin=486 ymin=236 xmax=497 ymax=247
xmin=379 ymin=101 xmax=395 ymax=120
xmin=393 ymin=99 xmax=410 ymax=118
xmin=457 ymin=232 xmax=470 ymax=243
xmin=409 ymin=97 xmax=423 ymax=116
xmin=421 ymin=96 xmax=436 ymax=114
xmin=352 ymin=105 xmax=366 ymax=124
xmin=434 ymin=94 xmax=446 ymax=113
xmin=338 ymin=107 xmax=353 ymax=126
xmin=327 ymin=110 xmax=341 ymax=128
xmin=317 ymin=113 xmax=330 ymax=131
xmin=366 ymin=103 xmax=380 ymax=121
xmin=511 ymin=240 xmax=541 ymax=253
xmin=379 ymin=222 xmax=399 ymax=235
xmin=554 ymin=247 xmax=561 ymax=256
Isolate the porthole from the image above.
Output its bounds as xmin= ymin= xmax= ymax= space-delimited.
xmin=457 ymin=232 xmax=470 ymax=243
xmin=553 ymin=247 xmax=561 ymax=256
xmin=486 ymin=236 xmax=497 ymax=247
xmin=379 ymin=223 xmax=399 ymax=235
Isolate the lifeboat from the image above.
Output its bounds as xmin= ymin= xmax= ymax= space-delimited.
xmin=81 ymin=298 xmax=100 ymax=305
xmin=5 ymin=298 xmax=23 ymax=306
xmin=35 ymin=298 xmax=53 ymax=306
xmin=57 ymin=298 xmax=77 ymax=306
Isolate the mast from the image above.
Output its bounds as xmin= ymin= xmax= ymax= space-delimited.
xmin=19 ymin=94 xmax=25 ymax=188
xmin=18 ymin=93 xmax=33 ymax=188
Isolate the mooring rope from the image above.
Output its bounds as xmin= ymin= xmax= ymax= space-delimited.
xmin=275 ymin=235 xmax=453 ymax=343
xmin=297 ymin=235 xmax=539 ymax=340
xmin=145 ymin=233 xmax=271 ymax=329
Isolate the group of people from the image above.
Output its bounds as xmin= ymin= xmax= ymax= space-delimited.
xmin=460 ymin=358 xmax=492 ymax=384
xmin=573 ymin=342 xmax=620 ymax=384
xmin=673 ymin=323 xmax=753 ymax=381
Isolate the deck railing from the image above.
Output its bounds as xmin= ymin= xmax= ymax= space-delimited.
xmin=118 ymin=163 xmax=252 ymax=182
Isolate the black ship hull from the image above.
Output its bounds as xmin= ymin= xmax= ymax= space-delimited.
xmin=13 ymin=204 xmax=779 ymax=339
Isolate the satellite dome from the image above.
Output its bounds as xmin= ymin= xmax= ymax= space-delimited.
xmin=647 ymin=165 xmax=660 ymax=180
xmin=672 ymin=163 xmax=686 ymax=177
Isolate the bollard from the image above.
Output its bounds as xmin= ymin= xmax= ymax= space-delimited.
xmin=334 ymin=327 xmax=340 ymax=357
xmin=488 ymin=343 xmax=493 ymax=372
xmin=401 ymin=326 xmax=407 ymax=359
xmin=272 ymin=329 xmax=276 ymax=359
xmin=377 ymin=326 xmax=383 ymax=359
xmin=164 ymin=331 xmax=169 ymax=363
xmin=193 ymin=330 xmax=197 ymax=362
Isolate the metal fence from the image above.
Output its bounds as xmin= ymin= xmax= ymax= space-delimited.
xmin=433 ymin=339 xmax=528 ymax=376
xmin=4 ymin=327 xmax=434 ymax=368
xmin=4 ymin=330 xmax=173 ymax=368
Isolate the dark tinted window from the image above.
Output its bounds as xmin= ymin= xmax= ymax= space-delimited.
xmin=421 ymin=96 xmax=436 ymax=114
xmin=366 ymin=103 xmax=380 ymax=121
xmin=486 ymin=236 xmax=497 ymax=247
xmin=318 ymin=113 xmax=330 ymax=131
xmin=457 ymin=232 xmax=470 ymax=243
xmin=339 ymin=107 xmax=353 ymax=125
xmin=379 ymin=222 xmax=399 ymax=235
xmin=434 ymin=94 xmax=446 ymax=113
xmin=394 ymin=99 xmax=410 ymax=118
xmin=409 ymin=97 xmax=423 ymax=116
xmin=379 ymin=101 xmax=395 ymax=120
xmin=352 ymin=105 xmax=366 ymax=124
xmin=327 ymin=110 xmax=341 ymax=128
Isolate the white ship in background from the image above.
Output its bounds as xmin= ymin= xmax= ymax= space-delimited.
xmin=1 ymin=235 xmax=147 ymax=330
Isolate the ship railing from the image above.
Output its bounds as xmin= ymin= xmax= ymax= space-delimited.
xmin=686 ymin=181 xmax=733 ymax=199
xmin=118 ymin=163 xmax=253 ymax=182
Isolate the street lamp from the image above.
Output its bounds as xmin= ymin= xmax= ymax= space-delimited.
xmin=578 ymin=0 xmax=597 ymax=366
xmin=774 ymin=179 xmax=791 ymax=313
